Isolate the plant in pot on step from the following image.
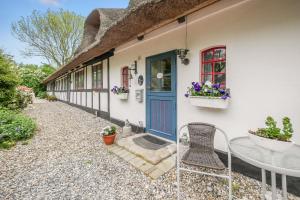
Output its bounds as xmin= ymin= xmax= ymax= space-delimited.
xmin=248 ymin=116 xmax=294 ymax=152
xmin=101 ymin=126 xmax=117 ymax=145
xmin=111 ymin=86 xmax=129 ymax=100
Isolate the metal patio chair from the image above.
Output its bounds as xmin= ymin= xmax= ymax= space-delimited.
xmin=176 ymin=122 xmax=232 ymax=200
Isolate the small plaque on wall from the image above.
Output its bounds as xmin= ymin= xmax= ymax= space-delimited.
xmin=135 ymin=89 xmax=144 ymax=103
xmin=138 ymin=75 xmax=144 ymax=86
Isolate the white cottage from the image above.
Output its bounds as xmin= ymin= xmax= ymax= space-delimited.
xmin=45 ymin=0 xmax=300 ymax=151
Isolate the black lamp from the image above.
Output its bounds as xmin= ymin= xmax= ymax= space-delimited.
xmin=176 ymin=49 xmax=189 ymax=65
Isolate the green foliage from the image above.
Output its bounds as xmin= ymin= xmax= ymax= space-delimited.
xmin=0 ymin=108 xmax=36 ymax=149
xmin=0 ymin=49 xmax=19 ymax=107
xmin=37 ymin=91 xmax=48 ymax=99
xmin=12 ymin=9 xmax=85 ymax=67
xmin=101 ymin=126 xmax=117 ymax=136
xmin=46 ymin=95 xmax=57 ymax=101
xmin=252 ymin=116 xmax=293 ymax=141
xmin=18 ymin=63 xmax=55 ymax=96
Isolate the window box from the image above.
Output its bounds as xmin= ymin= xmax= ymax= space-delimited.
xmin=116 ymin=93 xmax=129 ymax=100
xmin=189 ymin=96 xmax=229 ymax=109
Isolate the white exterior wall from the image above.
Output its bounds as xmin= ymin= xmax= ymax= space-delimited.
xmin=110 ymin=0 xmax=300 ymax=150
xmin=48 ymin=59 xmax=109 ymax=115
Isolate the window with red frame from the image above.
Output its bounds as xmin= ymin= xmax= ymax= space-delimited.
xmin=201 ymin=46 xmax=226 ymax=87
xmin=121 ymin=66 xmax=129 ymax=89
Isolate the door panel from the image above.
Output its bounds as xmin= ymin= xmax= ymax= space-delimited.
xmin=146 ymin=51 xmax=177 ymax=141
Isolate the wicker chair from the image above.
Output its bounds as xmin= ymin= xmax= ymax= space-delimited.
xmin=176 ymin=122 xmax=232 ymax=200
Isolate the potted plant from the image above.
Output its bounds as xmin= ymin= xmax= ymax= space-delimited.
xmin=111 ymin=86 xmax=129 ymax=100
xmin=185 ymin=81 xmax=230 ymax=109
xmin=248 ymin=116 xmax=294 ymax=152
xmin=101 ymin=126 xmax=117 ymax=145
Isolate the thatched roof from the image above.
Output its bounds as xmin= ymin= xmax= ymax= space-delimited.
xmin=44 ymin=0 xmax=217 ymax=83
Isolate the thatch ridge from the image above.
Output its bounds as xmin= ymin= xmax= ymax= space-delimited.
xmin=44 ymin=0 xmax=216 ymax=83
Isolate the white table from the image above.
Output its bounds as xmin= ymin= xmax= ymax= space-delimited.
xmin=229 ymin=136 xmax=300 ymax=200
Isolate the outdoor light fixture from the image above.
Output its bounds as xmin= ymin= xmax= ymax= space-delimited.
xmin=129 ymin=60 xmax=138 ymax=78
xmin=176 ymin=49 xmax=189 ymax=65
xmin=176 ymin=15 xmax=190 ymax=65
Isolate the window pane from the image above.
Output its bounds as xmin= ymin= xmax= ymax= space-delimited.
xmin=214 ymin=62 xmax=226 ymax=73
xmin=214 ymin=74 xmax=226 ymax=84
xmin=214 ymin=48 xmax=225 ymax=60
xmin=161 ymin=58 xmax=171 ymax=75
xmin=151 ymin=61 xmax=160 ymax=77
xmin=161 ymin=77 xmax=171 ymax=91
xmin=203 ymin=50 xmax=213 ymax=61
xmin=204 ymin=63 xmax=212 ymax=73
xmin=203 ymin=74 xmax=212 ymax=82
xmin=150 ymin=57 xmax=172 ymax=91
xmin=151 ymin=78 xmax=160 ymax=91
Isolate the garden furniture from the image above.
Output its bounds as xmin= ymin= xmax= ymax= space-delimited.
xmin=177 ymin=122 xmax=232 ymax=200
xmin=229 ymin=136 xmax=300 ymax=200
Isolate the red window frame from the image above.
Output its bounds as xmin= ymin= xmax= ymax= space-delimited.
xmin=121 ymin=66 xmax=129 ymax=89
xmin=201 ymin=46 xmax=226 ymax=87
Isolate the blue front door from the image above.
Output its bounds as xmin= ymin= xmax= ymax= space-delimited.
xmin=146 ymin=51 xmax=177 ymax=141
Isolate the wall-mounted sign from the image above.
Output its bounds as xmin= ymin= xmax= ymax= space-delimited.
xmin=138 ymin=75 xmax=144 ymax=86
xmin=157 ymin=73 xmax=163 ymax=79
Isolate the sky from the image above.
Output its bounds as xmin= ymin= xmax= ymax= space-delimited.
xmin=0 ymin=0 xmax=129 ymax=65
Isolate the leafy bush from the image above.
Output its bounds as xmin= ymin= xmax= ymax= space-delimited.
xmin=46 ymin=95 xmax=57 ymax=101
xmin=0 ymin=108 xmax=36 ymax=149
xmin=7 ymin=86 xmax=34 ymax=110
xmin=18 ymin=64 xmax=55 ymax=96
xmin=249 ymin=116 xmax=293 ymax=141
xmin=0 ymin=49 xmax=19 ymax=107
xmin=37 ymin=91 xmax=48 ymax=99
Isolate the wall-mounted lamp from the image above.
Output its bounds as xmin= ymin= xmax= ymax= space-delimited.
xmin=129 ymin=60 xmax=138 ymax=78
xmin=176 ymin=49 xmax=190 ymax=65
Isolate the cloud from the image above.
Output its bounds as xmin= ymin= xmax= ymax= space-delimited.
xmin=40 ymin=0 xmax=60 ymax=6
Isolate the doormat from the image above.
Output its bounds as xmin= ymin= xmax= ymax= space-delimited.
xmin=133 ymin=135 xmax=171 ymax=150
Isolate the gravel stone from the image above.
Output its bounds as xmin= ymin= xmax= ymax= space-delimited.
xmin=0 ymin=101 xmax=299 ymax=200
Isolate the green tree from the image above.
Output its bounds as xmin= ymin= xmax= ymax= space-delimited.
xmin=0 ymin=49 xmax=19 ymax=107
xmin=12 ymin=9 xmax=84 ymax=67
xmin=18 ymin=63 xmax=55 ymax=95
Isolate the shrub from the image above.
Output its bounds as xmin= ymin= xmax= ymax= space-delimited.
xmin=7 ymin=87 xmax=34 ymax=110
xmin=46 ymin=95 xmax=57 ymax=101
xmin=37 ymin=91 xmax=48 ymax=99
xmin=0 ymin=108 xmax=36 ymax=149
xmin=0 ymin=49 xmax=19 ymax=107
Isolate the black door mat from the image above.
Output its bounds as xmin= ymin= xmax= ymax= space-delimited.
xmin=133 ymin=135 xmax=171 ymax=150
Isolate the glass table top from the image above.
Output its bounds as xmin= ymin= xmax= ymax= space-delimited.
xmin=230 ymin=137 xmax=300 ymax=177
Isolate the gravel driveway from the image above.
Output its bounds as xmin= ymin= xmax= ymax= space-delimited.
xmin=0 ymin=101 xmax=176 ymax=200
xmin=1 ymin=101 xmax=299 ymax=200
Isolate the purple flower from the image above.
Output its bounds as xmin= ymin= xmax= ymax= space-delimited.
xmin=194 ymin=82 xmax=201 ymax=92
xmin=184 ymin=93 xmax=189 ymax=97
xmin=219 ymin=89 xmax=225 ymax=95
xmin=212 ymin=83 xmax=221 ymax=89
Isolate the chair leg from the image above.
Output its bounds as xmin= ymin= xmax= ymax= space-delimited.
xmin=228 ymin=152 xmax=232 ymax=200
xmin=177 ymin=151 xmax=180 ymax=200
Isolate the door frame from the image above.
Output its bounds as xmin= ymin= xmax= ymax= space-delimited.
xmin=145 ymin=50 xmax=177 ymax=141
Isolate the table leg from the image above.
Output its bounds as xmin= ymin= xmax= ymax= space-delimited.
xmin=261 ymin=169 xmax=266 ymax=200
xmin=271 ymin=171 xmax=276 ymax=200
xmin=282 ymin=174 xmax=287 ymax=200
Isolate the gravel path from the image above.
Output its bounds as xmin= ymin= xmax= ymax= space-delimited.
xmin=0 ymin=101 xmax=299 ymax=200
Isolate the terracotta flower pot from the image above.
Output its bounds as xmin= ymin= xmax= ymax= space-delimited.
xmin=102 ymin=133 xmax=116 ymax=145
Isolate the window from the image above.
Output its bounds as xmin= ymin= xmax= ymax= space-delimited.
xmin=75 ymin=70 xmax=84 ymax=89
xmin=121 ymin=66 xmax=129 ymax=89
xmin=92 ymin=63 xmax=103 ymax=89
xmin=201 ymin=46 xmax=226 ymax=87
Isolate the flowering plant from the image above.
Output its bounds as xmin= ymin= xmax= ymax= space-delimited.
xmin=100 ymin=126 xmax=117 ymax=136
xmin=185 ymin=81 xmax=230 ymax=100
xmin=111 ymin=86 xmax=129 ymax=95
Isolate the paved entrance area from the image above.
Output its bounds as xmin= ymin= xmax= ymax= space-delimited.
xmin=113 ymin=134 xmax=176 ymax=179
xmin=117 ymin=133 xmax=176 ymax=164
